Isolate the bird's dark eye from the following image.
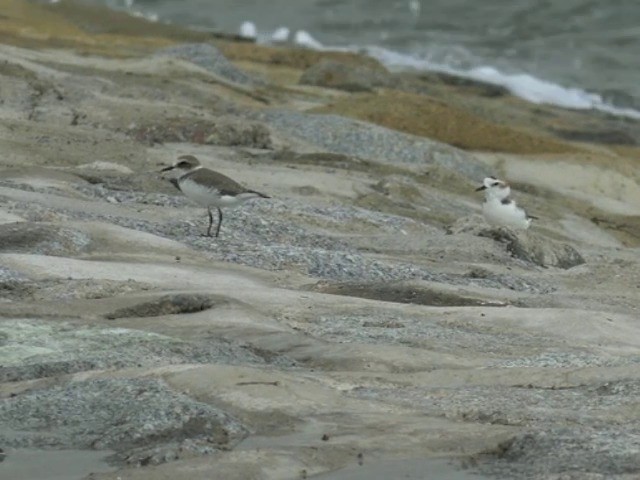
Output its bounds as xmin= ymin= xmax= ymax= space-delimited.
xmin=177 ymin=161 xmax=189 ymax=167
xmin=491 ymin=182 xmax=500 ymax=187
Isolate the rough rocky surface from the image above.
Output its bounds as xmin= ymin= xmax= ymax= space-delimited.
xmin=1 ymin=1 xmax=640 ymax=480
xmin=156 ymin=43 xmax=262 ymax=86
xmin=129 ymin=116 xmax=273 ymax=148
xmin=298 ymin=58 xmax=393 ymax=92
xmin=488 ymin=229 xmax=586 ymax=269
xmin=0 ymin=377 xmax=248 ymax=465
xmin=449 ymin=216 xmax=586 ymax=269
xmin=312 ymin=90 xmax=587 ymax=154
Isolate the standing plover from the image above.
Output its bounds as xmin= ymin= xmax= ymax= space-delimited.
xmin=475 ymin=176 xmax=536 ymax=230
xmin=161 ymin=155 xmax=270 ymax=237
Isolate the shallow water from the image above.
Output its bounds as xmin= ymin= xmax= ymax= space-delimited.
xmin=310 ymin=457 xmax=491 ymax=480
xmin=1 ymin=448 xmax=117 ymax=480
xmin=239 ymin=429 xmax=492 ymax=479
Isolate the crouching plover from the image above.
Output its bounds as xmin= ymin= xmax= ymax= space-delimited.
xmin=161 ymin=155 xmax=270 ymax=237
xmin=475 ymin=176 xmax=537 ymax=230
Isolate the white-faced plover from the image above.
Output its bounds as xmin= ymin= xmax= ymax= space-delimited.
xmin=475 ymin=176 xmax=536 ymax=230
xmin=161 ymin=155 xmax=270 ymax=237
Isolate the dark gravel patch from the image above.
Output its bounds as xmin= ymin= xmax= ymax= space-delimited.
xmin=354 ymin=379 xmax=640 ymax=478
xmin=104 ymin=293 xmax=223 ymax=319
xmin=156 ymin=43 xmax=260 ymax=86
xmin=0 ymin=222 xmax=92 ymax=256
xmin=0 ymin=319 xmax=296 ymax=383
xmin=0 ymin=377 xmax=248 ymax=466
xmin=253 ymin=110 xmax=491 ymax=180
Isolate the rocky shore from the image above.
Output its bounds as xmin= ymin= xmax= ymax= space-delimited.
xmin=1 ymin=1 xmax=640 ymax=479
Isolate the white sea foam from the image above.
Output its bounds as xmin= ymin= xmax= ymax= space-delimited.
xmin=294 ymin=30 xmax=323 ymax=49
xmin=239 ymin=21 xmax=257 ymax=39
xmin=129 ymin=10 xmax=159 ymax=22
xmin=466 ymin=66 xmax=640 ymax=119
xmin=408 ymin=0 xmax=421 ymax=16
xmin=120 ymin=0 xmax=159 ymax=23
xmin=271 ymin=27 xmax=291 ymax=43
xmin=237 ymin=23 xmax=640 ymax=119
xmin=363 ymin=45 xmax=640 ymax=119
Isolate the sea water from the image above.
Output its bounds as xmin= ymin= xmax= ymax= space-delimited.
xmin=85 ymin=0 xmax=640 ymax=119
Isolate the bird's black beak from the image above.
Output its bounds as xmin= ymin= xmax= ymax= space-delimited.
xmin=475 ymin=185 xmax=487 ymax=191
xmin=160 ymin=165 xmax=174 ymax=172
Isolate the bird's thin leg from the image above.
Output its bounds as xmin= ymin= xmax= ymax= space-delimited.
xmin=215 ymin=207 xmax=223 ymax=238
xmin=206 ymin=208 xmax=214 ymax=237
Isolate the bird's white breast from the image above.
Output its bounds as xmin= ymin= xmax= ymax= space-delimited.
xmin=179 ymin=178 xmax=222 ymax=207
xmin=483 ymin=199 xmax=531 ymax=230
xmin=179 ymin=178 xmax=260 ymax=208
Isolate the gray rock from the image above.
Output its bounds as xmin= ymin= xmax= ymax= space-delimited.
xmin=204 ymin=117 xmax=272 ymax=148
xmin=448 ymin=216 xmax=585 ymax=269
xmin=0 ymin=266 xmax=34 ymax=299
xmin=356 ymin=378 xmax=640 ymax=478
xmin=481 ymin=228 xmax=585 ymax=269
xmin=223 ymin=244 xmax=446 ymax=284
xmin=155 ymin=43 xmax=258 ymax=86
xmin=0 ymin=222 xmax=91 ymax=256
xmin=0 ymin=378 xmax=248 ymax=465
xmin=463 ymin=266 xmax=556 ymax=295
xmin=552 ymin=128 xmax=638 ymax=146
xmin=340 ymin=320 xmax=572 ymax=360
xmin=299 ymin=58 xmax=392 ymax=92
xmin=419 ymin=71 xmax=509 ymax=97
xmin=445 ymin=214 xmax=488 ymax=235
xmin=309 ymin=281 xmax=508 ymax=307
xmin=488 ymin=427 xmax=640 ymax=478
xmin=254 ymin=110 xmax=491 ymax=180
xmin=0 ymin=319 xmax=295 ymax=383
xmin=128 ymin=116 xmax=272 ymax=148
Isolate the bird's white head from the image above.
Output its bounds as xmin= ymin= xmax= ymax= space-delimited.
xmin=475 ymin=176 xmax=511 ymax=200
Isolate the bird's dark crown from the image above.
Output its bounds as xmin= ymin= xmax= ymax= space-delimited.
xmin=175 ymin=155 xmax=201 ymax=170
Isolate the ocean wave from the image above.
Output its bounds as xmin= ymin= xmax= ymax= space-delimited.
xmin=365 ymin=46 xmax=640 ymax=119
xmin=107 ymin=0 xmax=159 ymax=23
xmin=238 ymin=21 xmax=321 ymax=49
xmin=239 ymin=21 xmax=640 ymax=120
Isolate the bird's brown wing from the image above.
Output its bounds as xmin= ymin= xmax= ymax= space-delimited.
xmin=246 ymin=189 xmax=270 ymax=199
xmin=181 ymin=168 xmax=247 ymax=195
